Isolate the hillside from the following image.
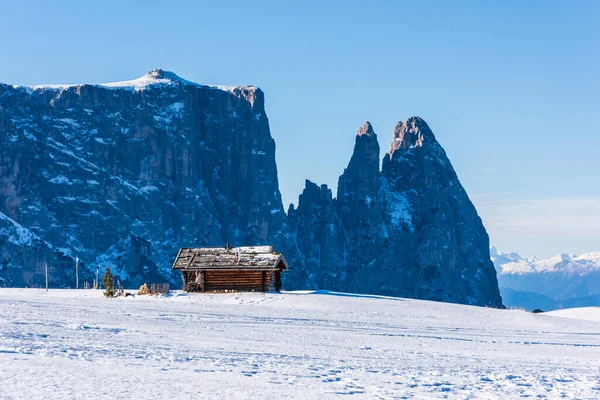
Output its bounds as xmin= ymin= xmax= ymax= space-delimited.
xmin=1 ymin=289 xmax=599 ymax=398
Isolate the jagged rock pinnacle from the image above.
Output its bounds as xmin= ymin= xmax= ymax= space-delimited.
xmin=388 ymin=116 xmax=435 ymax=157
xmin=357 ymin=121 xmax=375 ymax=137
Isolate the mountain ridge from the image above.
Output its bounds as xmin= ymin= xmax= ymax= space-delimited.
xmin=492 ymin=246 xmax=600 ymax=310
xmin=10 ymin=69 xmax=258 ymax=94
xmin=288 ymin=118 xmax=501 ymax=306
xmin=493 ymin=247 xmax=600 ymax=275
xmin=0 ymin=69 xmax=501 ymax=307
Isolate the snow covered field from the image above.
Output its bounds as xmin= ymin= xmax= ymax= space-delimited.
xmin=1 ymin=289 xmax=599 ymax=399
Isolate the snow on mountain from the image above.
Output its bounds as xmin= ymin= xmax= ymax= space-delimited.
xmin=1 ymin=289 xmax=599 ymax=398
xmin=1 ymin=69 xmax=281 ymax=289
xmin=0 ymin=211 xmax=37 ymax=246
xmin=492 ymin=247 xmax=600 ymax=310
xmin=489 ymin=246 xmax=523 ymax=270
xmin=24 ymin=69 xmax=255 ymax=93
xmin=494 ymin=247 xmax=600 ymax=275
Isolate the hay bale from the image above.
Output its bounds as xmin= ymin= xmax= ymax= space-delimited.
xmin=138 ymin=283 xmax=150 ymax=295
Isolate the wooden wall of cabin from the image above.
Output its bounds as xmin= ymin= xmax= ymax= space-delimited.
xmin=267 ymin=270 xmax=282 ymax=292
xmin=204 ymin=270 xmax=263 ymax=291
xmin=181 ymin=270 xmax=283 ymax=292
xmin=182 ymin=271 xmax=204 ymax=292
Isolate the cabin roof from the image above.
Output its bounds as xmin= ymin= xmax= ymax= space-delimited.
xmin=172 ymin=246 xmax=290 ymax=271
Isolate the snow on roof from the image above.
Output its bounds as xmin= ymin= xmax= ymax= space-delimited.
xmin=24 ymin=69 xmax=256 ymax=93
xmin=172 ymin=246 xmax=290 ymax=271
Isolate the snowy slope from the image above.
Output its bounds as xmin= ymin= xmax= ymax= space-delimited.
xmin=546 ymin=307 xmax=600 ymax=323
xmin=1 ymin=289 xmax=599 ymax=399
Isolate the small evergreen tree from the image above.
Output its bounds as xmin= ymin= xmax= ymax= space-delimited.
xmin=102 ymin=267 xmax=115 ymax=298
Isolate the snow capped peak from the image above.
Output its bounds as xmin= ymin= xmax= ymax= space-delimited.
xmin=489 ymin=246 xmax=523 ymax=267
xmin=495 ymin=249 xmax=600 ymax=275
xmin=139 ymin=68 xmax=201 ymax=86
xmin=575 ymin=252 xmax=600 ymax=262
xmin=554 ymin=253 xmax=576 ymax=262
xmin=101 ymin=69 xmax=199 ymax=90
xmin=21 ymin=69 xmax=256 ymax=94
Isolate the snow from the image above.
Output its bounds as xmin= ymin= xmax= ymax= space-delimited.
xmin=102 ymin=72 xmax=183 ymax=90
xmin=24 ymin=69 xmax=255 ymax=94
xmin=546 ymin=307 xmax=600 ymax=323
xmin=140 ymin=185 xmax=159 ymax=194
xmin=28 ymin=70 xmax=190 ymax=92
xmin=381 ymin=178 xmax=414 ymax=231
xmin=575 ymin=252 xmax=600 ymax=262
xmin=1 ymin=289 xmax=599 ymax=399
xmin=386 ymin=191 xmax=413 ymax=230
xmin=48 ymin=175 xmax=72 ymax=185
xmin=499 ymin=251 xmax=600 ymax=275
xmin=56 ymin=118 xmax=81 ymax=128
xmin=168 ymin=101 xmax=184 ymax=113
xmin=0 ymin=212 xmax=37 ymax=246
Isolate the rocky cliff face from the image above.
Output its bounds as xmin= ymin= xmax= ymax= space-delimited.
xmin=287 ymin=118 xmax=502 ymax=307
xmin=0 ymin=69 xmax=285 ymax=288
xmin=0 ymin=70 xmax=501 ymax=307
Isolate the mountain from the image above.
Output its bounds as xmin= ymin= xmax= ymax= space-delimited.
xmin=499 ymin=287 xmax=558 ymax=311
xmin=0 ymin=69 xmax=286 ymax=287
xmin=288 ymin=119 xmax=502 ymax=306
xmin=0 ymin=70 xmax=501 ymax=307
xmin=489 ymin=246 xmax=522 ymax=267
xmin=492 ymin=247 xmax=600 ymax=310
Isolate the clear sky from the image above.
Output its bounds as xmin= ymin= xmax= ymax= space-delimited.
xmin=1 ymin=1 xmax=598 ymax=258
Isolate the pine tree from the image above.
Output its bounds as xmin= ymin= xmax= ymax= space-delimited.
xmin=102 ymin=267 xmax=115 ymax=298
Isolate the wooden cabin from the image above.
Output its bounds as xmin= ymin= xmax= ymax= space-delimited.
xmin=172 ymin=245 xmax=289 ymax=292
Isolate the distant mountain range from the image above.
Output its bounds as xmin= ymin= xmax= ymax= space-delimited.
xmin=491 ymin=247 xmax=600 ymax=310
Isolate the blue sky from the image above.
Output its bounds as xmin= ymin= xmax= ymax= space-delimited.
xmin=1 ymin=1 xmax=598 ymax=257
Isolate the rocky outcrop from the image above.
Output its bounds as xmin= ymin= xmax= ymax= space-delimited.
xmin=381 ymin=118 xmax=501 ymax=305
xmin=0 ymin=70 xmax=501 ymax=307
xmin=0 ymin=69 xmax=285 ymax=288
xmin=288 ymin=119 xmax=502 ymax=306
